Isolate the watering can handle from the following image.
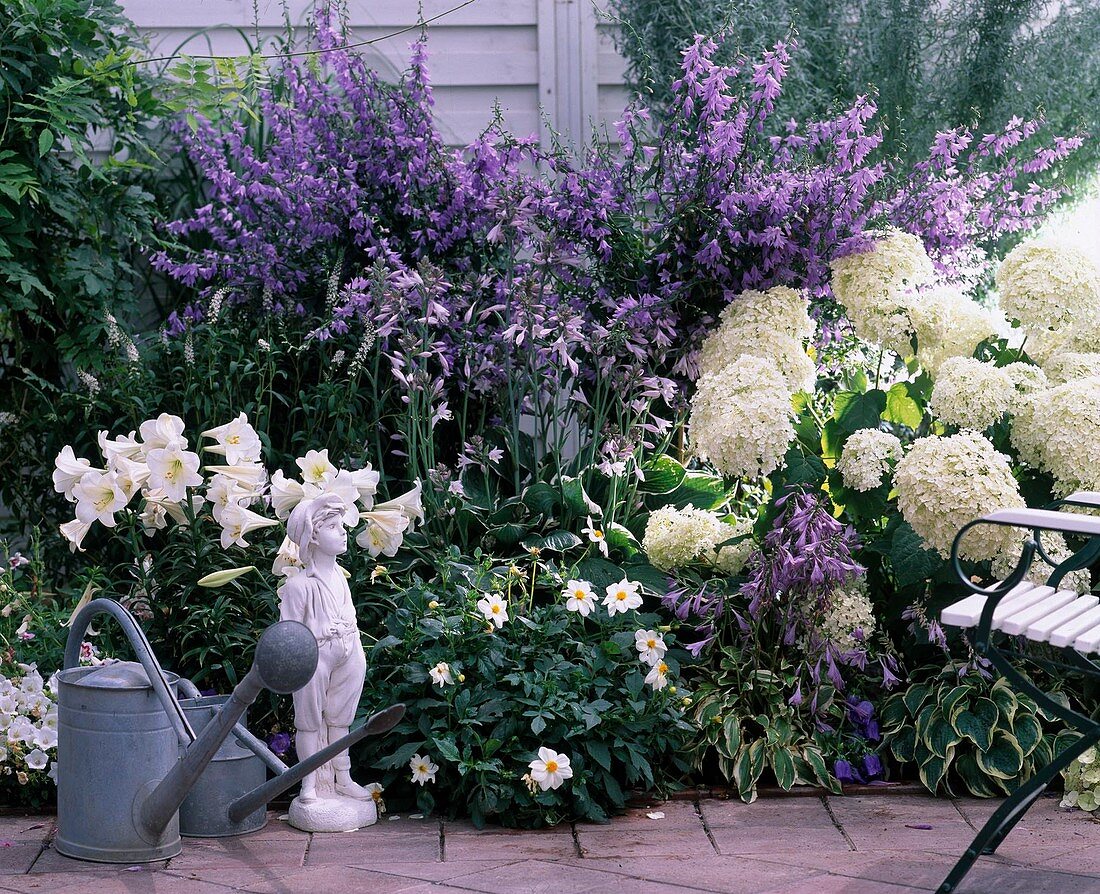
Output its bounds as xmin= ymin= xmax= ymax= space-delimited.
xmin=177 ymin=678 xmax=289 ymax=776
xmin=64 ymin=598 xmax=196 ymax=745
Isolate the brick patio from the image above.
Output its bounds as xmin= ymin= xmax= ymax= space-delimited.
xmin=1 ymin=794 xmax=1099 ymax=893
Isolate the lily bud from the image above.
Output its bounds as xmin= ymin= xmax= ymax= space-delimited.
xmin=197 ymin=565 xmax=256 ymax=588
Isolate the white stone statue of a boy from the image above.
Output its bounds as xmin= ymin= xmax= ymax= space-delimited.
xmin=282 ymin=493 xmax=376 ymax=831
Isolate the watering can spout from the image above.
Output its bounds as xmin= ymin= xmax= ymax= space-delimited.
xmin=226 ymin=703 xmax=405 ymax=823
xmin=138 ymin=621 xmax=318 ymax=839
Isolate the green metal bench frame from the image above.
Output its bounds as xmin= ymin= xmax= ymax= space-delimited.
xmin=938 ymin=496 xmax=1100 ymax=893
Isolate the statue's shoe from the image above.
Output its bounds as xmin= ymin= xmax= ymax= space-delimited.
xmin=334 ymin=779 xmax=374 ymax=801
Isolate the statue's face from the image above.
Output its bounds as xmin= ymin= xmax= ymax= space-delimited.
xmin=313 ymin=514 xmax=347 ymax=557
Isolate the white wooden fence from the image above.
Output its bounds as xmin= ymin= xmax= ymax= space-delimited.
xmin=121 ymin=0 xmax=630 ymax=149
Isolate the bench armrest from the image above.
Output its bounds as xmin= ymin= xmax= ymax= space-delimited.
xmin=983 ymin=508 xmax=1100 ymax=539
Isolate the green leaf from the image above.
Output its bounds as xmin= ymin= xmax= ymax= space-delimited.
xmin=433 ymin=737 xmax=461 ymax=763
xmin=919 ymin=751 xmax=951 ymax=794
xmin=722 ymin=715 xmax=741 ymax=756
xmin=38 ymin=129 xmax=55 ymax=157
xmin=587 ymin=740 xmax=612 ymax=771
xmin=925 ymin=712 xmax=961 ymax=759
xmin=562 ymin=477 xmax=600 ymax=517
xmin=976 ymin=731 xmax=1025 ymax=780
xmin=778 ymin=446 xmax=827 ymax=487
xmin=771 ymin=747 xmax=796 ymax=791
xmin=522 ymin=530 xmax=583 ymax=553
xmin=521 ymin=482 xmax=560 ymax=516
xmin=638 ymin=454 xmax=687 ymax=494
xmin=989 ymin=679 xmax=1018 ymax=725
xmin=656 ymin=471 xmax=728 ymax=511
xmin=889 ymin=522 xmax=944 ymax=588
xmin=1013 ymin=714 xmax=1042 ymax=757
xmin=889 ymin=726 xmax=917 ymax=764
xmin=576 ymin=557 xmax=622 ymax=592
xmin=902 ymin=683 xmax=931 ymax=717
xmin=604 ymin=522 xmax=639 ymax=556
xmin=833 ymin=389 xmax=887 ymax=436
xmin=953 ymin=698 xmax=998 ymax=752
xmin=955 ymin=752 xmax=1004 ymax=797
xmin=883 ymin=382 xmax=924 ymax=429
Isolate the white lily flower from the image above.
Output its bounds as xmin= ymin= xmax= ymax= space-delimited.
xmin=528 ymin=747 xmax=573 ymax=790
xmin=296 ymin=449 xmax=336 ymax=485
xmin=146 ymin=491 xmax=206 ymax=526
xmin=110 ymin=455 xmax=150 ymax=501
xmin=207 ymin=473 xmax=255 ymax=524
xmin=349 ymin=466 xmax=381 ymax=508
xmin=203 ymin=462 xmax=267 ymax=492
xmin=304 ymin=469 xmax=360 ymax=524
xmin=138 ymin=413 xmax=187 ymax=452
xmin=269 ymin=469 xmax=306 ymax=520
xmin=356 ymin=509 xmax=410 ymax=557
xmin=645 ymin=660 xmax=670 ymax=691
xmin=429 ymin=661 xmax=454 ymax=687
xmin=73 ymin=470 xmax=128 ymax=527
xmin=146 ymin=445 xmax=203 ymax=502
xmin=52 ymin=446 xmax=97 ymax=502
xmin=602 ymin=579 xmax=642 ymax=616
xmin=409 ymin=753 xmax=438 ymax=785
xmin=59 ymin=518 xmax=92 ymax=552
xmin=562 ymin=580 xmax=596 ymax=617
xmin=201 ymin=413 xmax=262 ymax=465
xmin=375 ymin=481 xmax=425 ymax=531
xmin=476 ymin=594 xmax=509 ymax=628
xmin=271 ymin=536 xmax=303 ymax=577
xmin=98 ymin=430 xmax=142 ymax=465
xmin=635 ymin=629 xmax=667 ymax=666
xmin=219 ymin=503 xmax=279 ymax=549
xmin=582 ymin=517 xmax=609 ymax=557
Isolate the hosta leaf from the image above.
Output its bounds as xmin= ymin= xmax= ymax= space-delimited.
xmin=1013 ymin=714 xmax=1042 ymax=757
xmin=903 ymin=683 xmax=932 ymax=717
xmin=890 ymin=726 xmax=918 ymax=764
xmin=955 ymin=752 xmax=1002 ymax=798
xmin=522 ymin=530 xmax=582 ymax=553
xmin=638 ymin=454 xmax=686 ymax=494
xmin=941 ymin=685 xmax=971 ymax=724
xmin=989 ymin=679 xmax=1018 ymax=725
xmin=953 ymin=709 xmax=993 ymax=752
xmin=976 ymin=731 xmax=1024 ymax=781
xmin=926 ymin=713 xmax=961 ymax=759
xmin=919 ymin=752 xmax=950 ymax=794
xmin=771 ymin=747 xmax=797 ymax=791
xmin=722 ymin=716 xmax=742 ymax=757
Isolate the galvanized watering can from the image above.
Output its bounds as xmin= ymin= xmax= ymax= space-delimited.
xmin=56 ymin=599 xmax=404 ymax=862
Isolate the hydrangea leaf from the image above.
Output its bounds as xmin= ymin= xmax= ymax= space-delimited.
xmin=883 ymin=381 xmax=924 ymax=429
xmin=833 ymin=389 xmax=887 ymax=437
xmin=889 ymin=522 xmax=944 ymax=588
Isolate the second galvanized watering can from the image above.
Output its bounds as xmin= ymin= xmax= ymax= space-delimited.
xmin=56 ymin=599 xmax=403 ymax=861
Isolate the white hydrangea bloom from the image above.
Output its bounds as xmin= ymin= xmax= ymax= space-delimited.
xmin=908 ymin=288 xmax=1002 ymax=375
xmin=928 ymin=357 xmax=1015 ymax=430
xmin=1011 ymin=376 xmax=1100 ymax=495
xmin=1042 ymin=352 xmax=1100 ymax=386
xmin=688 ymin=355 xmax=795 ymax=480
xmin=1062 ymin=747 xmax=1100 ymax=813
xmin=1002 ymin=362 xmax=1048 ymax=401
xmin=837 ymin=429 xmax=903 ymax=492
xmin=991 ymin=532 xmax=1092 ymax=595
xmin=996 ymin=240 xmax=1100 ymax=334
xmin=829 ymin=229 xmax=934 ymax=348
xmin=818 ymin=580 xmax=877 ymax=649
xmin=643 ymin=506 xmax=725 ymax=571
xmin=894 ymin=431 xmax=1025 ymax=560
xmin=712 ymin=286 xmax=816 ymax=341
xmin=712 ymin=516 xmax=755 ymax=575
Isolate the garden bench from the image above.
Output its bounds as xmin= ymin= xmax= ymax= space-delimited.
xmin=936 ymin=493 xmax=1100 ymax=893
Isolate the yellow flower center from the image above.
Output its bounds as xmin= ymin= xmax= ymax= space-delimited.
xmin=593 ymin=530 xmax=604 ymax=539
xmin=417 ymin=764 xmax=427 ymax=773
xmin=647 ymin=638 xmax=656 ymax=648
xmin=491 ymin=604 xmax=501 ymax=614
xmin=616 ymin=591 xmax=627 ymax=601
xmin=371 ymin=790 xmax=382 ymax=802
xmin=575 ymin=590 xmax=586 ymax=598
xmin=164 ymin=458 xmax=182 ymax=482
xmin=544 ymin=760 xmax=559 ymax=773
xmin=227 ymin=434 xmax=240 ymax=445
xmin=658 ymin=662 xmax=668 ymax=674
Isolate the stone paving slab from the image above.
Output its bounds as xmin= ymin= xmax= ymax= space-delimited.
xmin=0 ymin=795 xmax=1097 ymax=892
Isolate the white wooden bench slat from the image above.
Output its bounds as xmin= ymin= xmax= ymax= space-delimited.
xmin=1075 ymin=619 xmax=1100 ymax=653
xmin=1025 ymin=595 xmax=1100 ymax=642
xmin=1049 ymin=604 xmax=1100 ymax=647
xmin=985 ymin=507 xmax=1100 ymax=538
xmin=940 ymin=582 xmax=1035 ymax=628
xmin=1000 ymin=590 xmax=1078 ymax=635
xmin=992 ymin=585 xmax=1054 ymax=623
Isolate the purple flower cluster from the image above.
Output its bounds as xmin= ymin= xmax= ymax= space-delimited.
xmin=833 ymin=697 xmax=885 ymax=785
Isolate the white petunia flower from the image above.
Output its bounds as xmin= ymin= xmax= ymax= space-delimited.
xmin=72 ymin=470 xmax=129 ymax=527
xmin=201 ymin=413 xmax=262 ymax=465
xmin=603 ymin=579 xmax=642 ymax=616
xmin=562 ymin=580 xmax=596 ymax=617
xmin=409 ymin=753 xmax=438 ymax=785
xmin=634 ymin=629 xmax=667 ymax=666
xmin=477 ymin=594 xmax=509 ymax=628
xmin=146 ymin=445 xmax=203 ymax=502
xmin=429 ymin=662 xmax=454 ymax=687
xmin=527 ymin=747 xmax=573 ymax=791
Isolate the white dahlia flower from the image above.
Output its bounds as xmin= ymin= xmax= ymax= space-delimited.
xmin=996 ymin=240 xmax=1100 ymax=334
xmin=894 ymin=431 xmax=1024 ymax=561
xmin=688 ymin=355 xmax=795 ymax=479
xmin=928 ymin=357 xmax=1015 ymax=430
xmin=837 ymin=429 xmax=903 ymax=492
